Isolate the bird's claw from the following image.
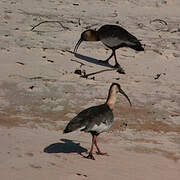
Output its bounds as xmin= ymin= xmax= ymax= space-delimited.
xmin=96 ymin=152 xmax=109 ymax=156
xmin=85 ymin=154 xmax=95 ymax=160
xmin=114 ymin=65 xmax=125 ymax=74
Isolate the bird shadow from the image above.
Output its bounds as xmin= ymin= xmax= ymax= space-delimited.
xmin=67 ymin=50 xmax=114 ymax=68
xmin=43 ymin=138 xmax=88 ymax=155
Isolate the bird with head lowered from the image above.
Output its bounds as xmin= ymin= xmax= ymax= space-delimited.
xmin=74 ymin=24 xmax=144 ymax=74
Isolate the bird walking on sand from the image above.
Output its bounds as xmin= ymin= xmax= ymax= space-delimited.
xmin=74 ymin=24 xmax=144 ymax=74
xmin=63 ymin=83 xmax=132 ymax=160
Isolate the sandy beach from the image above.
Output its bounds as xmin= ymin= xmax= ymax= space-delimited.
xmin=0 ymin=0 xmax=180 ymax=179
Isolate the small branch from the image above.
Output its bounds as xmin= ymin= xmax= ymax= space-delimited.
xmin=121 ymin=54 xmax=135 ymax=58
xmin=154 ymin=73 xmax=161 ymax=80
xmin=71 ymin=59 xmax=93 ymax=68
xmin=152 ymin=49 xmax=163 ymax=55
xmin=30 ymin=21 xmax=69 ymax=31
xmin=81 ymin=68 xmax=115 ymax=78
xmin=150 ymin=19 xmax=168 ymax=25
xmin=150 ymin=19 xmax=169 ymax=31
xmin=16 ymin=62 xmax=25 ymax=65
xmin=71 ymin=59 xmax=85 ymax=67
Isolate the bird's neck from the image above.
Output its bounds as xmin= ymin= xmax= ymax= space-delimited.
xmin=88 ymin=30 xmax=100 ymax=41
xmin=106 ymin=87 xmax=117 ymax=110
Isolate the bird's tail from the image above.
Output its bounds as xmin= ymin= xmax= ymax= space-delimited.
xmin=63 ymin=119 xmax=86 ymax=134
xmin=133 ymin=45 xmax=144 ymax=51
xmin=63 ymin=126 xmax=72 ymax=134
xmin=63 ymin=123 xmax=75 ymax=133
xmin=130 ymin=40 xmax=144 ymax=51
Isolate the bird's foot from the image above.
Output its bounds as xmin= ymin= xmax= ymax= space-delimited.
xmin=96 ymin=151 xmax=109 ymax=156
xmin=116 ymin=68 xmax=125 ymax=74
xmin=85 ymin=154 xmax=95 ymax=160
xmin=113 ymin=64 xmax=125 ymax=74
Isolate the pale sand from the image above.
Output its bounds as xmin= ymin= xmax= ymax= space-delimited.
xmin=0 ymin=0 xmax=180 ymax=179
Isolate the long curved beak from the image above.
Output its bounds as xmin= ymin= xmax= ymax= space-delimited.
xmin=119 ymin=88 xmax=132 ymax=107
xmin=74 ymin=38 xmax=83 ymax=53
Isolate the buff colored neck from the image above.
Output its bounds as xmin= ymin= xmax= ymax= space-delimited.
xmin=106 ymin=86 xmax=118 ymax=110
xmin=85 ymin=30 xmax=100 ymax=41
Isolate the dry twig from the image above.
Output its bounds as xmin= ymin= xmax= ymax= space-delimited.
xmin=81 ymin=68 xmax=115 ymax=78
xmin=31 ymin=21 xmax=69 ymax=31
xmin=150 ymin=19 xmax=168 ymax=25
xmin=150 ymin=19 xmax=169 ymax=31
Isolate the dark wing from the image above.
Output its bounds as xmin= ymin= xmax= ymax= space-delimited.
xmin=63 ymin=104 xmax=113 ymax=133
xmin=98 ymin=25 xmax=144 ymax=51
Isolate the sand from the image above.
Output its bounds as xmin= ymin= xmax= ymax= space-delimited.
xmin=0 ymin=0 xmax=180 ymax=179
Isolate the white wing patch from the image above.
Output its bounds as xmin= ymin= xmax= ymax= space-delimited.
xmin=101 ymin=37 xmax=134 ymax=47
xmin=90 ymin=122 xmax=112 ymax=133
xmin=78 ymin=126 xmax=86 ymax=131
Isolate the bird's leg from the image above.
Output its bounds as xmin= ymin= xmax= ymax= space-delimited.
xmin=94 ymin=137 xmax=108 ymax=156
xmin=112 ymin=50 xmax=125 ymax=74
xmin=99 ymin=51 xmax=113 ymax=64
xmin=86 ymin=135 xmax=96 ymax=160
xmin=112 ymin=50 xmax=120 ymax=68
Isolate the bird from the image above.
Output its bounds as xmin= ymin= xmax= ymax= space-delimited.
xmin=63 ymin=83 xmax=132 ymax=160
xmin=74 ymin=24 xmax=144 ymax=74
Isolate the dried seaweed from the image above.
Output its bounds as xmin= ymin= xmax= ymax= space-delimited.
xmin=31 ymin=20 xmax=69 ymax=31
